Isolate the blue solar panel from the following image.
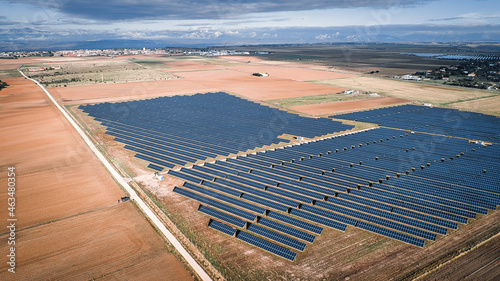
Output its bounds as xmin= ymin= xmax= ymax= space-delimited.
xmin=290 ymin=209 xmax=347 ymax=231
xmin=356 ymin=221 xmax=425 ymax=247
xmin=182 ymin=182 xmax=266 ymax=215
xmin=134 ymin=153 xmax=176 ymax=169
xmin=147 ymin=163 xmax=164 ymax=171
xmin=247 ymin=223 xmax=306 ymax=251
xmin=236 ymin=231 xmax=297 ymax=261
xmin=241 ymin=193 xmax=290 ymax=212
xmin=313 ymin=201 xmax=437 ymax=240
xmin=199 ymin=205 xmax=247 ymax=228
xmin=301 ymin=204 xmax=357 ymax=226
xmin=200 ymin=180 xmax=243 ymax=197
xmin=267 ymin=211 xmax=323 ymax=235
xmin=258 ymin=217 xmax=315 ymax=243
xmin=82 ymin=91 xmax=354 ymax=173
xmin=173 ymin=187 xmax=258 ymax=221
xmin=208 ymin=219 xmax=237 ymax=236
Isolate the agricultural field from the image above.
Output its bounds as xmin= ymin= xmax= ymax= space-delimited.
xmin=21 ymin=59 xmax=177 ymax=88
xmin=0 ymin=61 xmax=194 ymax=280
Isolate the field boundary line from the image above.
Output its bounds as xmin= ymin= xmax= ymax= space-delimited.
xmin=18 ymin=67 xmax=213 ymax=281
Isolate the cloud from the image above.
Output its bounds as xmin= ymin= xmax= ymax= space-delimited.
xmin=315 ymin=32 xmax=340 ymax=40
xmin=429 ymin=13 xmax=500 ymax=22
xmin=11 ymin=0 xmax=435 ymax=21
xmin=2 ymin=23 xmax=499 ymax=51
xmin=0 ymin=16 xmax=22 ymax=25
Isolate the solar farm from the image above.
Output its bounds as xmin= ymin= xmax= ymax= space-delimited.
xmin=80 ymin=91 xmax=500 ymax=266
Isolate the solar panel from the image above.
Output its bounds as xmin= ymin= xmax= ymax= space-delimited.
xmin=241 ymin=193 xmax=290 ymax=212
xmin=247 ymin=223 xmax=306 ymax=251
xmin=208 ymin=219 xmax=237 ymax=236
xmin=182 ymin=182 xmax=265 ymax=215
xmin=199 ymin=205 xmax=247 ymax=228
xmin=236 ymin=231 xmax=297 ymax=261
xmin=267 ymin=211 xmax=323 ymax=235
xmin=258 ymin=217 xmax=315 ymax=243
xmin=173 ymin=187 xmax=258 ymax=221
xmin=301 ymin=204 xmax=357 ymax=226
xmin=290 ymin=209 xmax=347 ymax=231
xmin=356 ymin=221 xmax=425 ymax=247
xmin=147 ymin=163 xmax=164 ymax=172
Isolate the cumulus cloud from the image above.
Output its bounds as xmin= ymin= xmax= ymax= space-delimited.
xmin=10 ymin=0 xmax=435 ymax=21
xmin=315 ymin=32 xmax=340 ymax=39
xmin=2 ymin=23 xmax=499 ymax=51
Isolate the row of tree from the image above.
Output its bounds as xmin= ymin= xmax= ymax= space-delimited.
xmin=444 ymin=78 xmax=490 ymax=89
xmin=0 ymin=80 xmax=8 ymax=90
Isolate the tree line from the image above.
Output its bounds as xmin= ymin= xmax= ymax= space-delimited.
xmin=0 ymin=80 xmax=8 ymax=90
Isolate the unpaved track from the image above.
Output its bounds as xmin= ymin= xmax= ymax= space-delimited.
xmin=18 ymin=69 xmax=212 ymax=281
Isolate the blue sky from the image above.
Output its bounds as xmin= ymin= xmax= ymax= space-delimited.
xmin=1 ymin=0 xmax=499 ymax=50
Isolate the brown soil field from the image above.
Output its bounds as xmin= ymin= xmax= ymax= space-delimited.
xmin=0 ymin=77 xmax=40 ymax=96
xmin=176 ymin=69 xmax=345 ymax=100
xmin=228 ymin=64 xmax=354 ymax=81
xmin=419 ymin=233 xmax=500 ymax=281
xmin=315 ymin=76 xmax=492 ymax=105
xmin=0 ymin=74 xmax=193 ymax=280
xmin=289 ymin=96 xmax=410 ymax=115
xmin=0 ymin=58 xmax=45 ymax=70
xmin=0 ymin=203 xmax=193 ymax=280
xmin=50 ymin=79 xmax=219 ymax=104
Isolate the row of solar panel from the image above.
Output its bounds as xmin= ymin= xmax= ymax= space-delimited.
xmin=237 ymin=153 xmax=493 ymax=216
xmin=250 ymin=140 xmax=496 ymax=214
xmin=252 ymin=133 xmax=499 ymax=209
xmin=173 ymin=167 xmax=440 ymax=242
xmin=189 ymin=154 xmax=473 ymax=226
xmin=80 ymin=92 xmax=354 ymax=157
xmin=178 ymin=182 xmax=322 ymax=239
xmin=332 ymin=104 xmax=500 ymax=140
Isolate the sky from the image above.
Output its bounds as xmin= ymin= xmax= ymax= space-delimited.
xmin=1 ymin=0 xmax=499 ymax=51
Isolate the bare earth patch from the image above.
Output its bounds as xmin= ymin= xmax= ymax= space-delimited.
xmin=0 ymin=203 xmax=193 ymax=280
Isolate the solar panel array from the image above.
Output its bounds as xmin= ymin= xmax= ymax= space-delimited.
xmin=172 ymin=126 xmax=499 ymax=260
xmin=332 ymin=104 xmax=500 ymax=140
xmin=79 ymin=92 xmax=353 ymax=171
xmin=82 ymin=92 xmax=499 ymax=261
